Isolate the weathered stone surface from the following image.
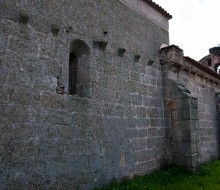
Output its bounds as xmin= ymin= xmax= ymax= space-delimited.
xmin=0 ymin=0 xmax=170 ymax=189
xmin=1 ymin=0 xmax=219 ymax=189
xmin=160 ymin=45 xmax=220 ymax=170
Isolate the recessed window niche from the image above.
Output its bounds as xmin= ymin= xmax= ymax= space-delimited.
xmin=69 ymin=39 xmax=91 ymax=98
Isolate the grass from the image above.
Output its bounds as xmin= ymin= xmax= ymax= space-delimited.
xmin=93 ymin=160 xmax=220 ymax=190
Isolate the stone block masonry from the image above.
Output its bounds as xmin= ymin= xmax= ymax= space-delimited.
xmin=0 ymin=0 xmax=170 ymax=189
xmin=160 ymin=45 xmax=220 ymax=170
xmin=216 ymin=93 xmax=220 ymax=137
xmin=167 ymin=80 xmax=200 ymax=169
xmin=0 ymin=0 xmax=220 ymax=189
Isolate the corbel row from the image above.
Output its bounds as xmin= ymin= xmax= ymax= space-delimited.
xmin=18 ymin=12 xmax=155 ymax=64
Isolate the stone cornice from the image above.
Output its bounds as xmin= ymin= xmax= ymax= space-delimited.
xmin=160 ymin=45 xmax=220 ymax=85
xmin=184 ymin=56 xmax=220 ymax=80
xmin=160 ymin=45 xmax=184 ymax=67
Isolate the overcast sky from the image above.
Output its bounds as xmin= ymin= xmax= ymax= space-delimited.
xmin=153 ymin=0 xmax=220 ymax=61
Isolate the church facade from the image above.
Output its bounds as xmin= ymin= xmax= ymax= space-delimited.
xmin=0 ymin=0 xmax=220 ymax=189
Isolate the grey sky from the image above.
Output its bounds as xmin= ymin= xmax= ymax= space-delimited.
xmin=154 ymin=0 xmax=220 ymax=61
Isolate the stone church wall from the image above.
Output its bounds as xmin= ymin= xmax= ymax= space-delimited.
xmin=1 ymin=1 xmax=220 ymax=189
xmin=181 ymin=71 xmax=219 ymax=163
xmin=160 ymin=45 xmax=220 ymax=170
xmin=0 ymin=0 xmax=169 ymax=189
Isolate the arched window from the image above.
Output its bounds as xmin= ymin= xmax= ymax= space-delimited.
xmin=69 ymin=39 xmax=91 ymax=97
xmin=214 ymin=63 xmax=220 ymax=74
xmin=217 ymin=65 xmax=220 ymax=74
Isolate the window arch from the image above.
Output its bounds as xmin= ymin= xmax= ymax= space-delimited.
xmin=69 ymin=39 xmax=91 ymax=97
xmin=216 ymin=65 xmax=220 ymax=74
xmin=214 ymin=63 xmax=220 ymax=74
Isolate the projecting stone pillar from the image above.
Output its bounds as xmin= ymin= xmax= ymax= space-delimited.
xmin=216 ymin=93 xmax=220 ymax=128
xmin=160 ymin=45 xmax=200 ymax=170
xmin=171 ymin=88 xmax=199 ymax=170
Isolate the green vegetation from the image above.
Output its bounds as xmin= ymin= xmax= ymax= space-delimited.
xmin=93 ymin=160 xmax=220 ymax=190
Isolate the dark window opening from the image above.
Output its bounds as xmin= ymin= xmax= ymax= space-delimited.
xmin=69 ymin=53 xmax=78 ymax=95
xmin=208 ymin=59 xmax=212 ymax=66
xmin=69 ymin=39 xmax=91 ymax=97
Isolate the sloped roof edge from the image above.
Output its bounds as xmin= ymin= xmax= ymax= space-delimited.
xmin=185 ymin=56 xmax=220 ymax=80
xmin=143 ymin=0 xmax=172 ymax=19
